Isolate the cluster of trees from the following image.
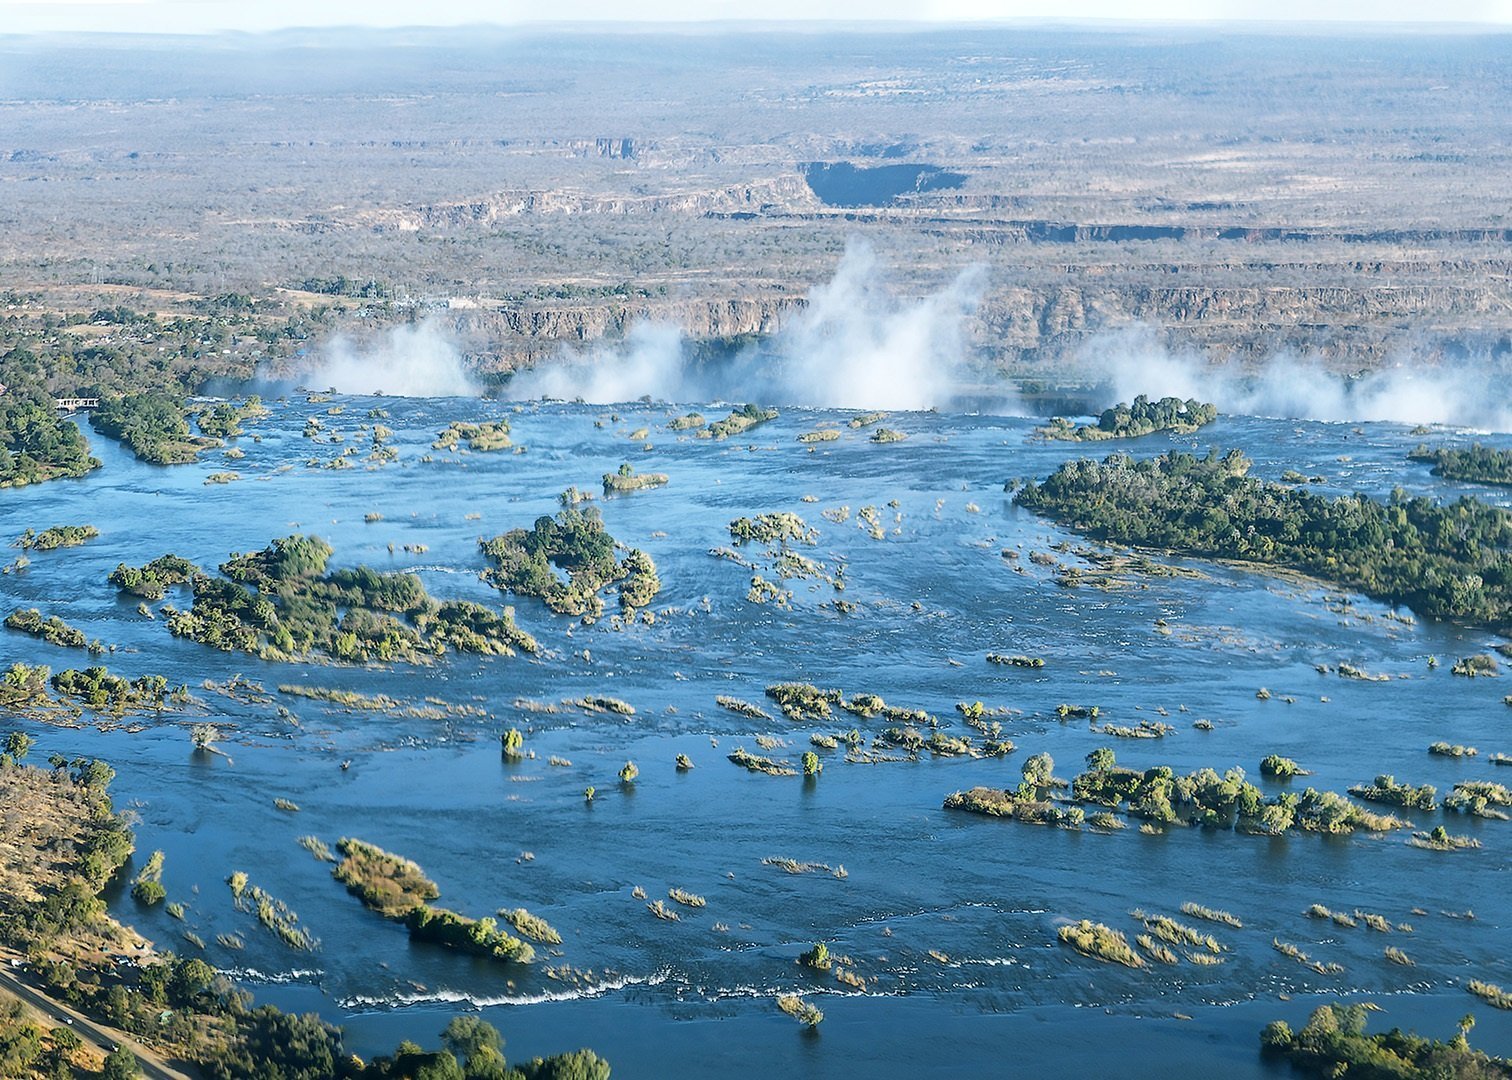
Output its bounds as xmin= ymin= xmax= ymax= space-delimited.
xmin=296 ymin=276 xmax=391 ymax=299
xmin=1039 ymin=395 xmax=1219 ymax=442
xmin=157 ymin=535 xmax=536 ymax=663
xmin=0 ymin=756 xmax=131 ymax=952
xmin=5 ymin=608 xmax=89 ymax=649
xmin=108 ymin=554 xmax=199 ymax=600
xmin=407 ymin=907 xmax=535 ymax=965
xmin=16 ymin=525 xmax=99 ymax=551
xmin=0 ymin=389 xmax=100 ymax=488
xmin=203 ymin=1010 xmax=608 ymax=1080
xmin=89 ymin=392 xmax=210 ymax=465
xmin=0 ymin=995 xmax=88 ymax=1080
xmin=0 ymin=662 xmax=53 ymax=710
xmin=1261 ymin=1004 xmax=1508 ymax=1078
xmin=1409 ymin=443 xmax=1512 ymax=487
xmin=480 ymin=507 xmax=660 ymax=618
xmin=0 ymin=298 xmax=327 ymax=401
xmin=1016 ymin=448 xmax=1512 ymax=630
xmin=49 ymin=667 xmax=180 ymax=712
xmin=947 ymin=748 xmax=1405 ymax=835
xmin=196 ymin=396 xmax=268 ymax=440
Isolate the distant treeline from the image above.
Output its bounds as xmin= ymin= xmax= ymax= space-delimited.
xmin=295 ymin=275 xmax=391 ymax=299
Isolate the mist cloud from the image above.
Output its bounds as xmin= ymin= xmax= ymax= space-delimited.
xmin=506 ymin=243 xmax=1017 ymax=412
xmin=302 ymin=320 xmax=478 ymax=397
xmin=1081 ymin=330 xmax=1512 ymax=432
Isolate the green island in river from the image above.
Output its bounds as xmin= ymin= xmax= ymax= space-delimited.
xmin=1409 ymin=444 xmax=1512 ymax=488
xmin=1015 ymin=449 xmax=1512 ymax=632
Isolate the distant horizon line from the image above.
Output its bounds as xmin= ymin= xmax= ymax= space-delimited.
xmin=2 ymin=16 xmax=1511 ymax=42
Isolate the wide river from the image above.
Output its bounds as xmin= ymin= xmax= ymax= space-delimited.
xmin=5 ymin=397 xmax=1510 ymax=1077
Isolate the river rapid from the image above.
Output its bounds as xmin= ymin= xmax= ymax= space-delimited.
xmin=4 ymin=397 xmax=1510 ymax=1077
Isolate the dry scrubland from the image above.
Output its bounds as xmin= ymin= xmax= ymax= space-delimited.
xmin=0 ymin=765 xmax=141 ymax=959
xmin=0 ymin=27 xmax=1510 ymax=390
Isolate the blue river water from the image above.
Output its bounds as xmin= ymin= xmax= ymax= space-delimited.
xmin=2 ymin=397 xmax=1509 ymax=1076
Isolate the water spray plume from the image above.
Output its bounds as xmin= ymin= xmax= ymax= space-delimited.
xmin=303 ymin=320 xmax=478 ymax=397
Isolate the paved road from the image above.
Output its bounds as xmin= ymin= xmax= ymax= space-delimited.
xmin=0 ymin=950 xmax=193 ymax=1080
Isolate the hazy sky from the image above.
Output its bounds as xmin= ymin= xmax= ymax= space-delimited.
xmin=2 ymin=0 xmax=1509 ymax=34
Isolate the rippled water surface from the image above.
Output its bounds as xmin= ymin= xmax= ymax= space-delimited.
xmin=5 ymin=399 xmax=1511 ymax=1076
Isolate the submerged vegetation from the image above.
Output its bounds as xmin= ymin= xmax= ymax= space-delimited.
xmin=1057 ymin=920 xmax=1145 ymax=968
xmin=1445 ymin=781 xmax=1512 ymax=818
xmin=730 ymin=512 xmax=817 ymax=547
xmin=1408 ymin=826 xmax=1481 ymax=851
xmin=1452 ymin=653 xmax=1500 ymax=677
xmin=729 ymin=747 xmax=796 ymax=776
xmin=481 ymin=506 xmax=660 ymax=617
xmin=332 ymin=837 xmax=440 ymax=917
xmin=766 ymin=682 xmax=841 ymax=722
xmin=433 ymin=419 xmax=511 ymax=452
xmin=1348 ymin=774 xmax=1437 ymax=811
xmin=501 ymin=908 xmax=562 ymax=945
xmin=1038 ymin=396 xmax=1218 ymax=442
xmin=776 ymin=994 xmax=824 ymax=1027
xmin=1468 ymin=982 xmax=1512 ymax=1011
xmin=1016 ymin=448 xmax=1512 ymax=630
xmin=131 ymin=849 xmax=166 ymax=906
xmin=1181 ymin=902 xmax=1242 ymax=928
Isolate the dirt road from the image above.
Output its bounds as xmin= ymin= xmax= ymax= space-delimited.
xmin=0 ymin=948 xmax=195 ymax=1080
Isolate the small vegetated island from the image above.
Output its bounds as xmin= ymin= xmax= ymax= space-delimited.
xmin=701 ymin=403 xmax=779 ymax=439
xmin=602 ymin=461 xmax=668 ymax=494
xmin=15 ymin=524 xmax=99 ymax=551
xmin=1262 ymin=1004 xmax=1511 ymax=1080
xmin=434 ymin=418 xmax=512 ymax=452
xmin=1409 ymin=443 xmax=1512 ymax=487
xmin=126 ymin=533 xmax=537 ymax=663
xmin=330 ymin=837 xmax=536 ymax=963
xmin=0 ymin=388 xmax=100 ymax=487
xmin=946 ymin=749 xmax=1404 ymax=835
xmin=1015 ymin=449 xmax=1512 ymax=631
xmin=4 ymin=608 xmax=91 ymax=649
xmin=195 ymin=395 xmax=270 ymax=440
xmin=1037 ymin=395 xmax=1219 ymax=442
xmin=480 ymin=505 xmax=661 ymax=617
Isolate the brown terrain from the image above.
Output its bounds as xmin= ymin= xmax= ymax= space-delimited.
xmin=0 ymin=25 xmax=1509 ymax=384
